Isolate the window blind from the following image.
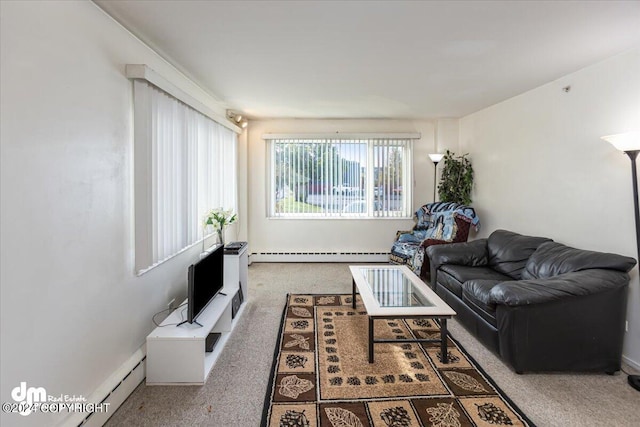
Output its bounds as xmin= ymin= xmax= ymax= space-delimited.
xmin=269 ymin=137 xmax=411 ymax=218
xmin=134 ymin=80 xmax=237 ymax=274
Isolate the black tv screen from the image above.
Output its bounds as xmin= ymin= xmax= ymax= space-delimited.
xmin=187 ymin=244 xmax=224 ymax=324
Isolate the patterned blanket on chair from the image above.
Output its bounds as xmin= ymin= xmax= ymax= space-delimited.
xmin=415 ymin=202 xmax=480 ymax=232
xmin=390 ymin=202 xmax=480 ymax=276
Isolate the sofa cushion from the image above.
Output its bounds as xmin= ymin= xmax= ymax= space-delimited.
xmin=522 ymin=241 xmax=637 ymax=280
xmin=487 ymin=230 xmax=552 ymax=279
xmin=438 ymin=265 xmax=512 ymax=298
xmin=462 ymin=280 xmax=500 ymax=326
xmin=437 ymin=269 xmax=464 ymax=298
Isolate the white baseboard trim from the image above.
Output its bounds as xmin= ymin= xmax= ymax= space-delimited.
xmin=59 ymin=345 xmax=146 ymax=427
xmin=623 ymin=354 xmax=640 ymax=372
xmin=250 ymin=251 xmax=389 ymax=263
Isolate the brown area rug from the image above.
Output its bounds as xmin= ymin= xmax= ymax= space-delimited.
xmin=261 ymin=294 xmax=534 ymax=427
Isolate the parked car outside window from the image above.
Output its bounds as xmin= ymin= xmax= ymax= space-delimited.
xmin=332 ymin=184 xmax=360 ymax=196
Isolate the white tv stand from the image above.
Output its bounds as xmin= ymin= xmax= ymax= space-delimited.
xmin=146 ymin=243 xmax=248 ymax=385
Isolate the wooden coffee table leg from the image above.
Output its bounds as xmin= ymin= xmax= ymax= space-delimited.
xmin=369 ymin=316 xmax=374 ymax=363
xmin=440 ymin=318 xmax=448 ymax=364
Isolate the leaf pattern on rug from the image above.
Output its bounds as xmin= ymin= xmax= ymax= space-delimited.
xmin=380 ymin=406 xmax=411 ymax=427
xmin=413 ymin=319 xmax=432 ymax=327
xmin=284 ymin=334 xmax=310 ymax=350
xmin=476 ymin=403 xmax=513 ymax=425
xmin=292 ymin=307 xmax=312 ymax=318
xmin=416 ymin=330 xmax=439 ymax=340
xmin=437 ymin=351 xmax=460 ymax=364
xmin=318 ymin=296 xmax=335 ymax=305
xmin=426 ymin=402 xmax=461 ymax=427
xmin=285 ymin=354 xmax=308 ymax=369
xmin=443 ymin=371 xmax=488 ymax=393
xmin=278 ymin=375 xmax=314 ymax=399
xmin=291 ymin=320 xmax=309 ymax=329
xmin=280 ymin=409 xmax=310 ymax=427
xmin=325 ymin=407 xmax=364 ymax=427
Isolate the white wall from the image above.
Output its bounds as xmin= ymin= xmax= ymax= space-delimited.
xmin=9 ymin=4 xmax=634 ymax=425
xmin=0 ymin=2 xmax=233 ymax=426
xmin=459 ymin=49 xmax=640 ymax=367
xmin=236 ymin=130 xmax=250 ymax=243
xmin=246 ymin=118 xmax=460 ymax=255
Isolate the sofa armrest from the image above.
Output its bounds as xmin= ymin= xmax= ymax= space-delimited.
xmin=426 ymin=238 xmax=488 ymax=271
xmin=490 ymin=269 xmax=630 ymax=307
xmin=493 ymin=269 xmax=629 ymax=373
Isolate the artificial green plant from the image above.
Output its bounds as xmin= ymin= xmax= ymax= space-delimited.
xmin=438 ymin=150 xmax=474 ymax=205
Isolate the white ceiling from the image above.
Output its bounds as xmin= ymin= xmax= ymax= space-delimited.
xmin=95 ymin=0 xmax=640 ymax=120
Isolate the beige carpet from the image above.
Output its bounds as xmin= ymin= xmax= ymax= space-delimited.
xmin=106 ymin=263 xmax=640 ymax=427
xmin=263 ymin=294 xmax=532 ymax=426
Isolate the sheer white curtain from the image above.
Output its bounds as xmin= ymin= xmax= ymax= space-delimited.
xmin=134 ymin=80 xmax=237 ymax=274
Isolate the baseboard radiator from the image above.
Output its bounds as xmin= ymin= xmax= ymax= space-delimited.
xmin=60 ymin=346 xmax=146 ymax=427
xmin=250 ymin=251 xmax=390 ymax=263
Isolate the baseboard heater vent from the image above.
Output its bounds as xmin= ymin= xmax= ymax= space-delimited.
xmin=250 ymin=251 xmax=390 ymax=263
xmin=62 ymin=347 xmax=146 ymax=427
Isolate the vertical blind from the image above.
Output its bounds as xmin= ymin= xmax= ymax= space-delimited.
xmin=134 ymin=80 xmax=237 ymax=274
xmin=270 ymin=138 xmax=411 ymax=217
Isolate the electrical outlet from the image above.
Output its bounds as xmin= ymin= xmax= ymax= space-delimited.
xmin=167 ymin=298 xmax=176 ymax=310
xmin=626 ymin=321 xmax=629 ymax=332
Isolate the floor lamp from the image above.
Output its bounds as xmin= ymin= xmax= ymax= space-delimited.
xmin=601 ymin=131 xmax=640 ymax=392
xmin=429 ymin=153 xmax=444 ymax=202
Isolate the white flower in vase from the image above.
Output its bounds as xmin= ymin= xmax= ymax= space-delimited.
xmin=203 ymin=208 xmax=237 ymax=246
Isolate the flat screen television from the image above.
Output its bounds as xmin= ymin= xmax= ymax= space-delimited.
xmin=185 ymin=244 xmax=224 ymax=325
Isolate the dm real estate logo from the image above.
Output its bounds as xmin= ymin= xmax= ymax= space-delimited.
xmin=10 ymin=382 xmax=46 ymax=416
xmin=4 ymin=382 xmax=110 ymax=417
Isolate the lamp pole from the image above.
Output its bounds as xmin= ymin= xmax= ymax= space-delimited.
xmin=432 ymin=161 xmax=439 ymax=202
xmin=602 ymin=132 xmax=640 ymax=392
xmin=625 ymin=149 xmax=640 ymax=392
xmin=626 ymin=150 xmax=640 ymax=263
xmin=429 ymin=153 xmax=444 ymax=203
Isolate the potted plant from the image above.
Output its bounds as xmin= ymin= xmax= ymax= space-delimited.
xmin=203 ymin=208 xmax=237 ymax=246
xmin=438 ymin=150 xmax=474 ymax=205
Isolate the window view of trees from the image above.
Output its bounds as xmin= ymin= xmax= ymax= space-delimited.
xmin=271 ymin=139 xmax=410 ymax=217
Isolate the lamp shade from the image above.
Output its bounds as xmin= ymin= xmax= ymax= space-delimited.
xmin=601 ymin=131 xmax=640 ymax=152
xmin=429 ymin=153 xmax=445 ymax=163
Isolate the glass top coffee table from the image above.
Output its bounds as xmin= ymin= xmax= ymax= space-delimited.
xmin=349 ymin=264 xmax=456 ymax=363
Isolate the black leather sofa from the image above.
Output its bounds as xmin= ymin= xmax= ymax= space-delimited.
xmin=426 ymin=230 xmax=636 ymax=373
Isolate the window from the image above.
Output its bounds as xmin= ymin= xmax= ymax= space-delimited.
xmin=267 ymin=136 xmax=413 ymax=218
xmin=133 ymin=80 xmax=237 ymax=274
